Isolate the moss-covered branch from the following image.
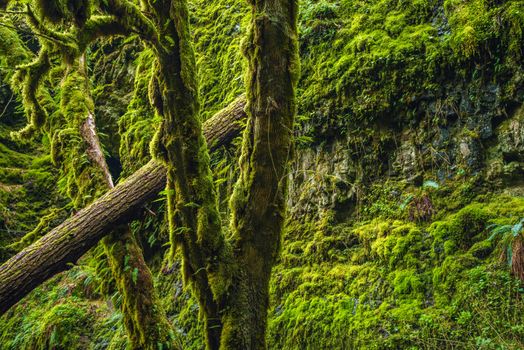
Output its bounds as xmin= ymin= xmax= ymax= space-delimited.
xmin=10 ymin=47 xmax=51 ymax=139
xmin=7 ymin=6 xmax=131 ymax=139
xmin=0 ymin=22 xmax=30 ymax=67
xmin=101 ymin=0 xmax=160 ymax=47
xmin=146 ymin=1 xmax=233 ymax=347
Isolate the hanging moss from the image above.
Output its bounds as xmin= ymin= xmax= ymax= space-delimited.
xmin=189 ymin=0 xmax=247 ymax=120
xmin=0 ymin=8 xmax=179 ymax=347
xmin=0 ymin=24 xmax=30 ymax=70
xmin=9 ymin=48 xmax=52 ymax=139
xmin=0 ymin=32 xmax=66 ymax=260
xmin=118 ymin=49 xmax=159 ymax=174
xmin=102 ymin=228 xmax=179 ymax=350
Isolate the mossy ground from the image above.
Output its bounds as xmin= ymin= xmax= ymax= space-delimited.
xmin=0 ymin=265 xmax=130 ymax=350
xmin=270 ymin=192 xmax=524 ymax=349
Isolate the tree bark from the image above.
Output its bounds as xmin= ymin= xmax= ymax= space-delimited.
xmin=221 ymin=0 xmax=299 ymax=348
xmin=0 ymin=96 xmax=246 ymax=316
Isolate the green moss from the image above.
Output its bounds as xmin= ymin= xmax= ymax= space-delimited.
xmin=469 ymin=239 xmax=495 ymax=259
xmin=8 ymin=206 xmax=67 ymax=251
xmin=30 ymin=301 xmax=94 ymax=350
xmin=1 ymin=21 xmax=177 ymax=348
xmin=0 ymin=24 xmax=30 ymax=72
xmin=295 ymin=0 xmax=524 ymax=141
xmin=430 ymin=197 xmax=524 ymax=260
xmin=270 ymin=195 xmax=524 ymax=349
xmin=2 ymin=0 xmax=524 ymax=348
xmin=0 ymin=268 xmax=100 ymax=350
xmin=155 ymin=253 xmax=205 ymax=350
xmin=118 ymin=49 xmax=159 ymax=174
xmin=48 ymin=64 xmax=108 ymax=208
xmin=102 ymin=229 xmax=179 ymax=350
xmin=0 ymin=115 xmax=65 ymax=261
xmin=391 ymin=269 xmax=424 ymax=299
xmin=189 ymin=0 xmax=247 ymax=120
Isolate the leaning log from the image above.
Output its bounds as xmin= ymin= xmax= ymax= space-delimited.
xmin=0 ymin=95 xmax=246 ymax=315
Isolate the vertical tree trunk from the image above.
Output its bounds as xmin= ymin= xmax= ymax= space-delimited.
xmin=70 ymin=55 xmax=178 ymax=349
xmin=222 ymin=0 xmax=300 ymax=348
xmin=102 ymin=227 xmax=177 ymax=349
xmin=143 ymin=1 xmax=235 ymax=348
xmin=3 ymin=1 xmax=298 ymax=348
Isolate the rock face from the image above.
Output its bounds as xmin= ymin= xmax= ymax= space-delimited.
xmin=288 ymin=99 xmax=524 ymax=223
xmin=498 ymin=109 xmax=524 ymax=161
xmin=288 ymin=139 xmax=357 ymax=222
xmin=282 ymin=0 xmax=524 ymax=227
xmin=488 ymin=107 xmax=524 ymax=192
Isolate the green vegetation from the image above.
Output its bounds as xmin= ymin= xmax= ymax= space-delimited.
xmin=298 ymin=0 xmax=524 ymax=137
xmin=1 ymin=0 xmax=524 ymax=349
xmin=271 ymin=194 xmax=524 ymax=349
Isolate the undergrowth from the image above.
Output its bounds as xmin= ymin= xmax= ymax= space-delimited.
xmin=270 ymin=195 xmax=524 ymax=349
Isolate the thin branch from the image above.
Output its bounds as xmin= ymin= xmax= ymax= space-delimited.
xmin=0 ymin=10 xmax=27 ymax=15
xmin=0 ymin=21 xmax=60 ymax=43
xmin=0 ymin=92 xmax=15 ymax=119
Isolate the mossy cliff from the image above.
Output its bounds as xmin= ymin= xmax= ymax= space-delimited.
xmin=1 ymin=0 xmax=524 ymax=349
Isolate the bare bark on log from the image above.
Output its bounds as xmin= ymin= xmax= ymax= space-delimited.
xmin=0 ymin=96 xmax=246 ymax=315
xmin=81 ymin=113 xmax=114 ymax=188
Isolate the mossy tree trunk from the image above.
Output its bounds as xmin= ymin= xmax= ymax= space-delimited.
xmin=2 ymin=0 xmax=298 ymax=347
xmin=102 ymin=227 xmax=177 ymax=349
xmin=221 ymin=0 xmax=299 ymax=348
xmin=141 ymin=0 xmax=299 ymax=346
xmin=142 ymin=1 xmax=232 ymax=347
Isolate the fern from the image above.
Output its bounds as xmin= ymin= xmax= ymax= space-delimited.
xmin=487 ymin=218 xmax=524 ymax=273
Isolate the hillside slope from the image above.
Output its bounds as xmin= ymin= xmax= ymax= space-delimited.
xmin=1 ymin=0 xmax=524 ymax=349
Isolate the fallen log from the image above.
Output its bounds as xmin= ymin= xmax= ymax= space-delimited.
xmin=0 ymin=95 xmax=246 ymax=315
